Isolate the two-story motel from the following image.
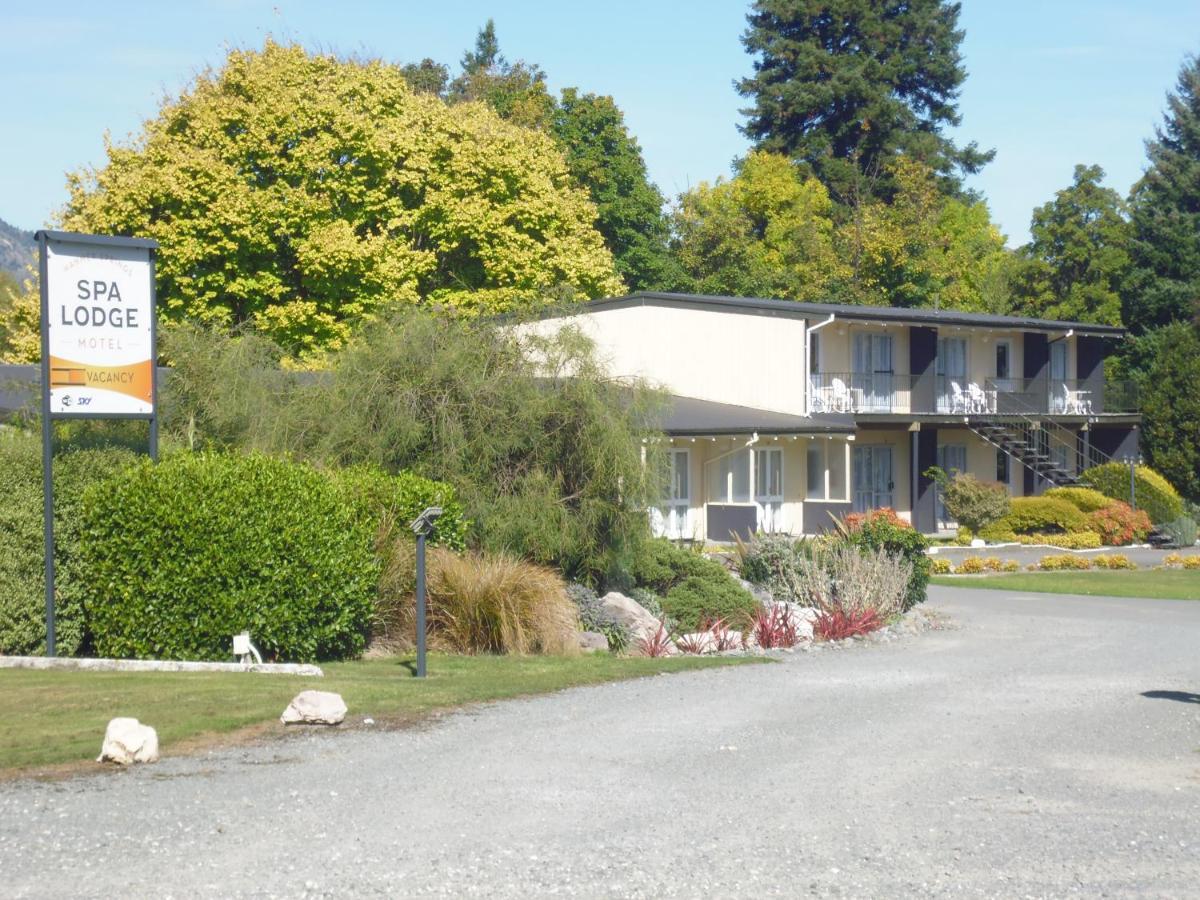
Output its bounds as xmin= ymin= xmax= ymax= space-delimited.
xmin=529 ymin=292 xmax=1141 ymax=540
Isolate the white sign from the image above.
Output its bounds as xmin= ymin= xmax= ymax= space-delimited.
xmin=43 ymin=237 xmax=155 ymax=416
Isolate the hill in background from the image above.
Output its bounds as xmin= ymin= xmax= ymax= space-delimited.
xmin=0 ymin=218 xmax=35 ymax=279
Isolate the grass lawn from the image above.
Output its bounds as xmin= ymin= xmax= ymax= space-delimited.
xmin=932 ymin=569 xmax=1200 ymax=600
xmin=0 ymin=653 xmax=762 ymax=776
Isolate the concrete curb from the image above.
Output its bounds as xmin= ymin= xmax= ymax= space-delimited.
xmin=0 ymin=656 xmax=323 ymax=677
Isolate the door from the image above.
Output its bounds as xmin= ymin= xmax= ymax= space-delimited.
xmin=1049 ymin=341 xmax=1069 ymax=412
xmin=854 ymin=333 xmax=894 ymax=411
xmin=936 ymin=444 xmax=967 ymax=526
xmin=936 ymin=338 xmax=968 ymax=412
xmin=661 ymin=449 xmax=690 ymax=539
xmin=755 ymin=448 xmax=784 ymax=533
xmin=994 ymin=340 xmax=1015 ymax=395
xmin=852 ymin=446 xmax=894 ymax=513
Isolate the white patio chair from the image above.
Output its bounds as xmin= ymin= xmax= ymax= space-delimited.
xmin=830 ymin=377 xmax=854 ymax=413
xmin=1063 ymin=384 xmax=1092 ymax=416
xmin=967 ymin=382 xmax=987 ymax=414
xmin=949 ymin=381 xmax=969 ymax=414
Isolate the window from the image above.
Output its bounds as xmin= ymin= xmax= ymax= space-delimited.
xmin=936 ymin=444 xmax=967 ymax=525
xmin=659 ymin=449 xmax=690 ymax=539
xmin=853 ymin=445 xmax=894 ymax=512
xmin=996 ymin=448 xmax=1010 ymax=484
xmin=809 ymin=332 xmax=820 ymax=375
xmin=996 ymin=342 xmax=1010 ymax=379
xmin=806 ymin=440 xmax=848 ymax=501
xmin=706 ymin=450 xmax=751 ymax=504
xmin=755 ymin=448 xmax=784 ymax=532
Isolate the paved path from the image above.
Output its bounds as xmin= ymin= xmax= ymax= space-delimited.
xmin=3 ymin=586 xmax=1200 ymax=898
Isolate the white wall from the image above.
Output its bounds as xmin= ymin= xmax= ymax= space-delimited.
xmin=521 ymin=304 xmax=809 ymax=415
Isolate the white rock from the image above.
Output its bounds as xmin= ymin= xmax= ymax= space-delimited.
xmin=280 ymin=690 xmax=347 ymax=726
xmin=599 ymin=592 xmax=661 ymax=643
xmin=577 ymin=631 xmax=609 ymax=653
xmin=97 ymin=717 xmax=159 ymax=765
xmin=970 ymin=538 xmax=986 ymax=548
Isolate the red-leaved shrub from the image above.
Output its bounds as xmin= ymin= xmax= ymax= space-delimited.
xmin=813 ymin=609 xmax=883 ymax=641
xmin=752 ymin=604 xmax=801 ymax=649
xmin=1088 ymin=501 xmax=1153 ymax=546
xmin=843 ymin=508 xmax=911 ymax=532
xmin=637 ymin=622 xmax=674 ymax=658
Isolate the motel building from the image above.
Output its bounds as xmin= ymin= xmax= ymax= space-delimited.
xmin=529 ymin=292 xmax=1141 ymax=541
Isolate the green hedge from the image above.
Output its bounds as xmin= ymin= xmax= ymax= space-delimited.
xmin=79 ymin=453 xmax=378 ymax=662
xmin=982 ymin=497 xmax=1090 ymax=538
xmin=0 ymin=431 xmax=139 ymax=656
xmin=1080 ymin=463 xmax=1184 ymax=526
xmin=631 ymin=539 xmax=758 ymax=632
xmin=1043 ymin=486 xmax=1114 ymax=514
xmin=330 ymin=465 xmax=467 ymax=550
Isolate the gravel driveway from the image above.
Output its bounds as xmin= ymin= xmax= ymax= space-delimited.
xmin=3 ymin=585 xmax=1200 ymax=898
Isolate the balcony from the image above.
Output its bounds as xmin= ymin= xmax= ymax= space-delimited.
xmin=809 ymin=373 xmax=1138 ymax=416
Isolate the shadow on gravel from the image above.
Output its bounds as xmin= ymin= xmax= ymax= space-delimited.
xmin=1141 ymin=690 xmax=1200 ymax=704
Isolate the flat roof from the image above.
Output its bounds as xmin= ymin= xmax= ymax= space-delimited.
xmin=661 ymin=394 xmax=854 ymax=436
xmin=580 ymin=292 xmax=1126 ymax=337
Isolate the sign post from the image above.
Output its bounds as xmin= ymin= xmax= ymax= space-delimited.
xmin=36 ymin=231 xmax=158 ymax=656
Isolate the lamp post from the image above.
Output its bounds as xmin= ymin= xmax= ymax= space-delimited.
xmin=409 ymin=507 xmax=443 ymax=678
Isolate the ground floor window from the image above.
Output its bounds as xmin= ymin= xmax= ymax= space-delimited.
xmin=936 ymin=444 xmax=967 ymax=526
xmin=755 ymin=447 xmax=784 ymax=532
xmin=706 ymin=448 xmax=751 ymax=504
xmin=852 ymin=445 xmax=894 ymax=512
xmin=659 ymin=448 xmax=690 ymax=539
xmin=996 ymin=448 xmax=1011 ymax=485
xmin=806 ymin=439 xmax=848 ymax=502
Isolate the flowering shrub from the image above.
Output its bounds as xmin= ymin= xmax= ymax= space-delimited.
xmin=843 ymin=507 xmax=910 ymax=532
xmin=1164 ymin=553 xmax=1184 ymax=567
xmin=1184 ymin=556 xmax=1200 ymax=570
xmin=930 ymin=557 xmax=952 ymax=575
xmin=1093 ymin=554 xmax=1136 ymax=570
xmin=1037 ymin=554 xmax=1093 ymax=571
xmin=1088 ymin=502 xmax=1153 ymax=546
xmin=1002 ymin=559 xmax=1020 ymax=572
xmin=956 ymin=557 xmax=986 ymax=574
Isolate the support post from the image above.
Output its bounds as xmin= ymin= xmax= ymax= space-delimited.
xmin=1129 ymin=456 xmax=1137 ymax=511
xmin=37 ymin=231 xmax=55 ymax=657
xmin=415 ymin=531 xmax=427 ymax=679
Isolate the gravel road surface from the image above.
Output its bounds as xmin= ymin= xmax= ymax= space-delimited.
xmin=3 ymin=585 xmax=1199 ymax=898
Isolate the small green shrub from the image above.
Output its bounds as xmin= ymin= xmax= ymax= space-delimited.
xmin=80 ymin=452 xmax=378 ymax=662
xmin=330 ymin=465 xmax=467 ymax=550
xmin=632 ymin=539 xmax=757 ymax=632
xmin=985 ymin=496 xmax=1090 ymax=537
xmin=1161 ymin=516 xmax=1198 ymax=549
xmin=929 ymin=557 xmax=952 ymax=575
xmin=841 ymin=515 xmax=930 ymax=611
xmin=1093 ymin=553 xmax=1136 ymax=570
xmin=939 ymin=472 xmax=1010 ymax=534
xmin=1044 ymin=486 xmax=1114 ymax=513
xmin=0 ymin=430 xmax=139 ymax=656
xmin=566 ymin=583 xmax=629 ymax=653
xmin=1080 ymin=463 xmax=1183 ymax=525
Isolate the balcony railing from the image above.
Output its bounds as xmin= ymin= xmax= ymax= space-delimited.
xmin=809 ymin=372 xmax=1139 ymax=416
xmin=809 ymin=373 xmax=916 ymax=414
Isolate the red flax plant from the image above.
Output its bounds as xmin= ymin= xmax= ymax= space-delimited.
xmin=637 ymin=622 xmax=675 ymax=658
xmin=751 ymin=604 xmax=800 ymax=649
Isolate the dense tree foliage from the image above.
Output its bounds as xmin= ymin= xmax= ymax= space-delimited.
xmin=1010 ymin=165 xmax=1130 ymax=326
xmin=1124 ymin=54 xmax=1200 ymax=332
xmin=737 ymin=0 xmax=993 ymax=202
xmin=57 ymin=41 xmax=621 ymax=359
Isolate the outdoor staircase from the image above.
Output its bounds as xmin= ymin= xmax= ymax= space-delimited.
xmin=970 ymin=421 xmax=1082 ymax=487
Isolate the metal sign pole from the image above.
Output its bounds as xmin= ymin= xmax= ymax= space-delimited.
xmin=37 ymin=233 xmax=55 ymax=657
xmin=415 ymin=531 xmax=427 ymax=678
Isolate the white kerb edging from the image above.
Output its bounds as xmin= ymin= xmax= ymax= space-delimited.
xmin=0 ymin=656 xmax=323 ymax=676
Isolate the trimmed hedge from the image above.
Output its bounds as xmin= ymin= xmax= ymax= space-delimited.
xmin=0 ymin=431 xmax=139 ymax=656
xmin=80 ymin=453 xmax=378 ymax=662
xmin=330 ymin=465 xmax=467 ymax=550
xmin=982 ymin=497 xmax=1090 ymax=538
xmin=631 ymin=539 xmax=758 ymax=632
xmin=1043 ymin=486 xmax=1114 ymax=514
xmin=1080 ymin=463 xmax=1183 ymax=526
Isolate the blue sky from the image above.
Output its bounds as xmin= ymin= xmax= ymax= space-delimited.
xmin=3 ymin=1 xmax=1199 ymax=244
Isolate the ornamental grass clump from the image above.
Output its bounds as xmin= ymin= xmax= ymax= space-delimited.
xmin=425 ymin=549 xmax=579 ymax=656
xmin=784 ymin=545 xmax=911 ymax=640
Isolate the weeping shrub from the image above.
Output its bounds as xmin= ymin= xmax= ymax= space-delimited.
xmin=1080 ymin=463 xmax=1183 ymax=525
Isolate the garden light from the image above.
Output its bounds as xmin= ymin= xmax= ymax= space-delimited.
xmin=409 ymin=507 xmax=444 ymax=678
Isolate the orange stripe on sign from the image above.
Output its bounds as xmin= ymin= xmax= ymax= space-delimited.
xmin=48 ymin=356 xmax=153 ymax=405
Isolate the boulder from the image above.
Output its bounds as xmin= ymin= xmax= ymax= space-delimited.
xmin=577 ymin=631 xmax=609 ymax=653
xmin=97 ymin=717 xmax=159 ymax=765
xmin=738 ymin=578 xmax=774 ymax=606
xmin=599 ymin=591 xmax=661 ymax=643
xmin=280 ymin=690 xmax=347 ymax=726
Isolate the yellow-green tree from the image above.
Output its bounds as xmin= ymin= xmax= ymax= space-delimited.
xmin=671 ymin=151 xmax=846 ymax=300
xmin=58 ymin=42 xmax=622 ymax=359
xmin=842 ymin=157 xmax=1012 ymax=311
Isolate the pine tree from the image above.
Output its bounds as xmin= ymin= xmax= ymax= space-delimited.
xmin=1124 ymin=53 xmax=1200 ymax=333
xmin=736 ymin=0 xmax=992 ymax=202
